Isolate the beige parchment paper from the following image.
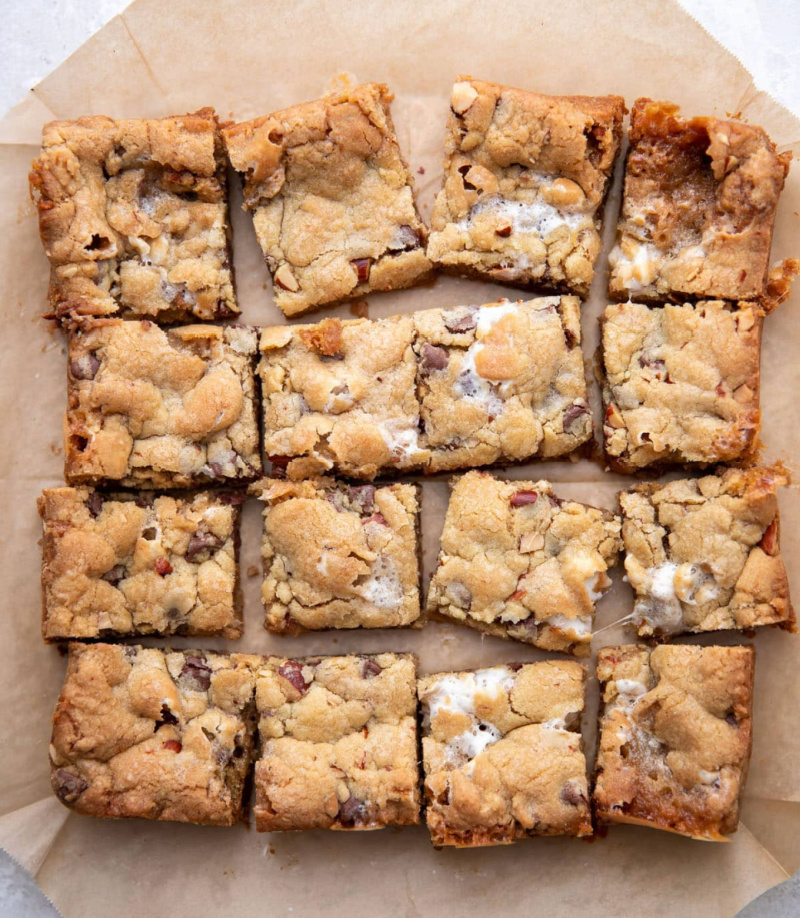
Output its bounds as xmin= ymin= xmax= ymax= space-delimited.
xmin=0 ymin=1 xmax=799 ymax=914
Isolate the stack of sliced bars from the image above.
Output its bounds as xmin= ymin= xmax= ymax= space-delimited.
xmin=32 ymin=78 xmax=796 ymax=847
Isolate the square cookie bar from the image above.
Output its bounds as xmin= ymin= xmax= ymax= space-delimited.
xmin=259 ymin=298 xmax=592 ymax=480
xmin=426 ymin=471 xmax=621 ymax=655
xmin=418 ymin=662 xmax=591 ymax=847
xmin=427 ymin=79 xmax=625 ymax=296
xmin=50 ymin=643 xmax=258 ymax=825
xmin=609 ymin=99 xmax=790 ymax=301
xmin=253 ymin=653 xmax=420 ymax=831
xmin=593 ymin=644 xmax=755 ymax=840
xmin=601 ymin=300 xmax=763 ymax=472
xmin=255 ymin=479 xmax=421 ymax=633
xmin=30 ymin=108 xmax=237 ymax=323
xmin=223 ymin=83 xmax=430 ymax=316
xmin=621 ymin=467 xmax=795 ymax=637
xmin=39 ymin=487 xmax=244 ymax=641
xmin=65 ymin=321 xmax=261 ymax=488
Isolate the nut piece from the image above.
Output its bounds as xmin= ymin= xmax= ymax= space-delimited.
xmin=519 ymin=531 xmax=545 ymax=553
xmin=352 ymin=258 xmax=372 ymax=283
xmin=605 ymin=404 xmax=625 ymax=429
xmin=451 ymin=81 xmax=479 ymax=115
xmin=274 ymin=264 xmax=300 ymax=292
xmin=510 ymin=490 xmax=539 ymax=508
xmin=759 ymin=519 xmax=778 ymax=556
xmin=542 ymin=178 xmax=585 ymax=208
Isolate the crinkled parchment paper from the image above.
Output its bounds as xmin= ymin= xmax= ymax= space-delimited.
xmin=0 ymin=1 xmax=798 ymax=914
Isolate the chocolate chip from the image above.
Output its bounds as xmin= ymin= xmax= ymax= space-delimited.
xmin=346 ymin=485 xmax=375 ymax=514
xmin=362 ymin=660 xmax=382 ymax=678
xmin=218 ymin=491 xmax=247 ymax=506
xmin=563 ymin=404 xmax=589 ymax=431
xmin=158 ymin=704 xmax=179 ymax=726
xmin=155 ymin=557 xmax=173 ymax=576
xmin=725 ymin=713 xmax=738 ymax=727
xmin=180 ymin=656 xmax=212 ymax=692
xmin=560 ymin=782 xmax=587 ymax=806
xmin=101 ymin=564 xmax=126 ymax=587
xmin=456 ymin=370 xmax=479 ymax=396
xmin=208 ymin=461 xmax=225 ymax=478
xmin=278 ymin=660 xmax=309 ymax=696
xmin=445 ymin=581 xmax=472 ymax=610
xmin=420 ymin=343 xmax=449 ymax=373
xmin=362 ymin=512 xmax=388 ymax=527
xmin=185 ymin=531 xmax=224 ymax=562
xmin=388 ymin=224 xmax=421 ymax=252
xmin=510 ymin=490 xmax=538 ymax=507
xmin=444 ymin=307 xmax=478 ymax=333
xmin=338 ymin=795 xmax=367 ymax=826
xmin=86 ymin=491 xmax=104 ymax=518
xmin=70 ymin=352 xmax=101 ymax=380
xmin=52 ymin=769 xmax=89 ymax=804
xmin=508 ymin=662 xmax=524 ymax=672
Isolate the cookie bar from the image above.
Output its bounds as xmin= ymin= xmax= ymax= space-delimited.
xmin=39 ymin=487 xmax=244 ymax=641
xmin=601 ymin=299 xmax=763 ymax=472
xmin=620 ymin=467 xmax=795 ymax=638
xmin=593 ymin=644 xmax=755 ymax=840
xmin=30 ymin=109 xmax=237 ymax=323
xmin=609 ymin=99 xmax=790 ymax=301
xmin=50 ymin=643 xmax=258 ymax=825
xmin=426 ymin=471 xmax=621 ymax=655
xmin=223 ymin=83 xmax=430 ymax=317
xmin=253 ymin=653 xmax=420 ymax=831
xmin=418 ymin=662 xmax=591 ymax=847
xmin=427 ymin=79 xmax=625 ymax=297
xmin=65 ymin=321 xmax=261 ymax=488
xmin=260 ymin=298 xmax=592 ymax=480
xmin=254 ymin=479 xmax=421 ymax=634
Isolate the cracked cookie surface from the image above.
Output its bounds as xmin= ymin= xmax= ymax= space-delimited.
xmin=254 ymin=479 xmax=420 ymax=633
xmin=418 ymin=662 xmax=590 ymax=847
xmin=620 ymin=467 xmax=794 ymax=637
xmin=601 ymin=299 xmax=763 ymax=472
xmin=30 ymin=108 xmax=237 ymax=323
xmin=253 ymin=653 xmax=420 ymax=831
xmin=260 ymin=298 xmax=591 ymax=480
xmin=426 ymin=471 xmax=621 ymax=655
xmin=609 ymin=99 xmax=790 ymax=301
xmin=65 ymin=320 xmax=261 ymax=488
xmin=593 ymin=644 xmax=755 ymax=840
xmin=39 ymin=487 xmax=243 ymax=640
xmin=50 ymin=643 xmax=259 ymax=825
xmin=427 ymin=79 xmax=624 ymax=297
xmin=223 ymin=83 xmax=431 ymax=317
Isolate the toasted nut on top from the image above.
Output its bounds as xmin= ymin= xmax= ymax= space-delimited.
xmin=274 ymin=264 xmax=300 ymax=292
xmin=542 ymin=178 xmax=585 ymax=208
xmin=451 ymin=81 xmax=479 ymax=115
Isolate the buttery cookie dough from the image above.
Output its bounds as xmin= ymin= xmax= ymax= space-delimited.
xmin=50 ymin=643 xmax=259 ymax=825
xmin=64 ymin=320 xmax=261 ymax=488
xmin=30 ymin=108 xmax=237 ymax=323
xmin=38 ymin=487 xmax=243 ymax=641
xmin=609 ymin=99 xmax=790 ymax=301
xmin=223 ymin=82 xmax=431 ymax=316
xmin=593 ymin=644 xmax=755 ymax=840
xmin=253 ymin=653 xmax=420 ymax=831
xmin=427 ymin=78 xmax=625 ymax=296
xmin=418 ymin=662 xmax=591 ymax=847
xmin=426 ymin=471 xmax=621 ymax=655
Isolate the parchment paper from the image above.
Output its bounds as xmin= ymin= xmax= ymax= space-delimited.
xmin=0 ymin=1 xmax=798 ymax=915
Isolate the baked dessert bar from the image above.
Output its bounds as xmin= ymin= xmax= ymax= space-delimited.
xmin=253 ymin=653 xmax=420 ymax=831
xmin=39 ymin=487 xmax=244 ymax=641
xmin=260 ymin=297 xmax=591 ymax=480
xmin=418 ymin=662 xmax=591 ymax=847
xmin=254 ymin=479 xmax=421 ymax=633
xmin=427 ymin=79 xmax=625 ymax=296
xmin=609 ymin=99 xmax=790 ymax=301
xmin=30 ymin=108 xmax=237 ymax=323
xmin=50 ymin=643 xmax=258 ymax=825
xmin=593 ymin=644 xmax=755 ymax=840
xmin=223 ymin=83 xmax=431 ymax=316
xmin=64 ymin=321 xmax=261 ymax=488
xmin=620 ymin=467 xmax=794 ymax=637
xmin=601 ymin=299 xmax=763 ymax=472
xmin=426 ymin=471 xmax=621 ymax=655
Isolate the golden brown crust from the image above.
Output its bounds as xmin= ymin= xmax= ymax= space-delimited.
xmin=620 ymin=467 xmax=794 ymax=636
xmin=254 ymin=478 xmax=421 ymax=633
xmin=50 ymin=643 xmax=259 ymax=825
xmin=593 ymin=644 xmax=755 ymax=840
xmin=418 ymin=662 xmax=591 ymax=847
xmin=259 ymin=298 xmax=591 ymax=481
xmin=38 ymin=487 xmax=243 ymax=641
xmin=426 ymin=471 xmax=621 ymax=655
xmin=64 ymin=321 xmax=261 ymax=488
xmin=601 ymin=299 xmax=763 ymax=472
xmin=427 ymin=78 xmax=625 ymax=296
xmin=609 ymin=99 xmax=790 ymax=301
xmin=223 ymin=83 xmax=431 ymax=317
xmin=30 ymin=108 xmax=237 ymax=323
xmin=253 ymin=653 xmax=420 ymax=831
